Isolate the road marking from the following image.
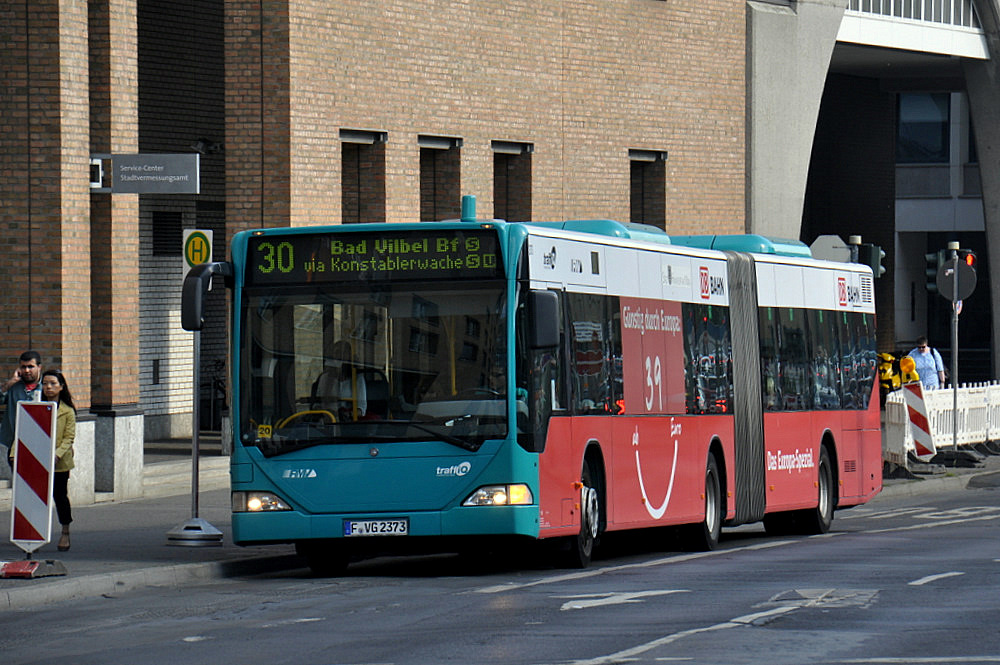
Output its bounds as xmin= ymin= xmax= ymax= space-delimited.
xmin=838 ymin=658 xmax=1000 ymax=663
xmin=555 ymin=589 xmax=689 ymax=611
xmin=761 ymin=588 xmax=880 ymax=609
xmin=838 ymin=506 xmax=933 ymax=521
xmin=560 ymin=606 xmax=798 ymax=665
xmin=869 ymin=513 xmax=1000 ymax=535
xmin=475 ymin=541 xmax=793 ymax=594
xmin=477 ymin=509 xmax=1000 ymax=596
xmin=908 ymin=571 xmax=965 ymax=586
xmin=261 ymin=617 xmax=325 ymax=628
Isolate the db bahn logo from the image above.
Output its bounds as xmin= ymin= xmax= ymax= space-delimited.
xmin=699 ymin=267 xmax=725 ymax=299
xmin=837 ymin=277 xmax=860 ymax=306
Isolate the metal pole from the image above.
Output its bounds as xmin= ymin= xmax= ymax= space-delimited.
xmin=166 ymin=326 xmax=222 ymax=546
xmin=949 ymin=243 xmax=959 ymax=450
xmin=192 ymin=329 xmax=201 ymax=518
xmin=848 ymin=235 xmax=861 ymax=264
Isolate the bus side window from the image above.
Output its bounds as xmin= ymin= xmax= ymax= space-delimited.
xmin=778 ymin=307 xmax=810 ymax=411
xmin=683 ymin=303 xmax=732 ymax=414
xmin=808 ymin=309 xmax=842 ymax=410
xmin=567 ymin=292 xmax=613 ymax=415
xmin=856 ymin=313 xmax=877 ymax=409
xmin=838 ymin=311 xmax=855 ymax=409
xmin=759 ymin=307 xmax=781 ymax=411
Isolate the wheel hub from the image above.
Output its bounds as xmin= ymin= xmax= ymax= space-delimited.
xmin=582 ymin=486 xmax=599 ymax=539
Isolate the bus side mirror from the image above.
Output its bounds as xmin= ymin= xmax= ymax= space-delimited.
xmin=182 ymin=262 xmax=234 ymax=331
xmin=529 ymin=290 xmax=560 ymax=348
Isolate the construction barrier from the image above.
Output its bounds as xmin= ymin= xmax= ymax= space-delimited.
xmin=884 ymin=382 xmax=1000 ymax=467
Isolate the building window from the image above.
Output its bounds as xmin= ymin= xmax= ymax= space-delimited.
xmin=151 ymin=210 xmax=183 ymax=256
xmin=419 ymin=135 xmax=462 ymax=222
xmin=341 ymin=129 xmax=387 ymax=224
xmin=492 ymin=140 xmax=533 ymax=222
xmin=968 ymin=122 xmax=977 ymax=164
xmin=897 ymin=93 xmax=950 ymax=164
xmin=629 ymin=149 xmax=668 ymax=229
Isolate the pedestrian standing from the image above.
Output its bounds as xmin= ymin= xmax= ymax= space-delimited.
xmin=908 ymin=336 xmax=946 ymax=390
xmin=40 ymin=369 xmax=76 ymax=551
xmin=0 ymin=350 xmax=43 ymax=471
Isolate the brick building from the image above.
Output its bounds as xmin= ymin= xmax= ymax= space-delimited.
xmin=2 ymin=0 xmax=999 ymax=498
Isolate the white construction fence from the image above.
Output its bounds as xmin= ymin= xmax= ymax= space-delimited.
xmin=883 ymin=382 xmax=1000 ymax=466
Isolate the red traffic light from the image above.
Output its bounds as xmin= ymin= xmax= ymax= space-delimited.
xmin=959 ymin=249 xmax=976 ymax=268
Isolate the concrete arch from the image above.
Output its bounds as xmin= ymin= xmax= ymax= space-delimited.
xmin=963 ymin=0 xmax=1000 ymax=376
xmin=747 ymin=0 xmax=848 ymax=239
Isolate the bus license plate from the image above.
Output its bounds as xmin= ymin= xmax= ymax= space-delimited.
xmin=344 ymin=519 xmax=409 ymax=537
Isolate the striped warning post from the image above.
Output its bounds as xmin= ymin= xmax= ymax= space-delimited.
xmin=901 ymin=382 xmax=936 ymax=461
xmin=9 ymin=401 xmax=57 ymax=555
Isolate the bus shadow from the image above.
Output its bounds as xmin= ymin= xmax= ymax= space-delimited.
xmin=269 ymin=525 xmax=778 ymax=580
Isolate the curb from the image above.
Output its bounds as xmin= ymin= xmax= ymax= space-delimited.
xmin=879 ymin=466 xmax=1000 ymax=499
xmin=0 ymin=553 xmax=301 ymax=611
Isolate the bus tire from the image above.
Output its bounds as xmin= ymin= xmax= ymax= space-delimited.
xmin=684 ymin=454 xmax=723 ymax=551
xmin=801 ymin=446 xmax=835 ymax=534
xmin=561 ymin=459 xmax=601 ymax=569
xmin=296 ymin=540 xmax=350 ymax=577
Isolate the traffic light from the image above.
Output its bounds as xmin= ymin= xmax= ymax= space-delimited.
xmin=925 ymin=250 xmax=945 ymax=293
xmin=857 ymin=243 xmax=886 ymax=278
xmin=958 ymin=248 xmax=977 ymax=270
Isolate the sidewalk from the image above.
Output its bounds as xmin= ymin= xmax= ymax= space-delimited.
xmin=0 ymin=445 xmax=998 ymax=611
xmin=0 ymin=438 xmax=300 ymax=611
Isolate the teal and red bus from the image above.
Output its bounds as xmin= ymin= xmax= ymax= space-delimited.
xmin=182 ymin=217 xmax=881 ymax=573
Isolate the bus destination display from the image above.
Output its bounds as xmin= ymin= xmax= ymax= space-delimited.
xmin=247 ymin=229 xmax=502 ymax=285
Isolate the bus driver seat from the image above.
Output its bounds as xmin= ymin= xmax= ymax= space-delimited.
xmin=312 ymin=341 xmax=368 ymax=421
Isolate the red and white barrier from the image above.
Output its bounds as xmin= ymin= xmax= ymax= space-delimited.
xmin=8 ymin=401 xmax=57 ymax=555
xmin=901 ymin=382 xmax=936 ymax=461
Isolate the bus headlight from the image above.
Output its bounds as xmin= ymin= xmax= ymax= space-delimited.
xmin=462 ymin=484 xmax=533 ymax=506
xmin=233 ymin=491 xmax=292 ymax=512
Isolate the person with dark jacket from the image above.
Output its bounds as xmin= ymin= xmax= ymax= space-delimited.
xmin=0 ymin=350 xmax=43 ymax=471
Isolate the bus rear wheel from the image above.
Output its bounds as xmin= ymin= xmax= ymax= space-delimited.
xmin=296 ymin=540 xmax=350 ymax=577
xmin=801 ymin=447 xmax=835 ymax=534
xmin=683 ymin=454 xmax=722 ymax=551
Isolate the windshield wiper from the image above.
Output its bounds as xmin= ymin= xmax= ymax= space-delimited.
xmin=384 ymin=419 xmax=482 ymax=452
xmin=257 ymin=435 xmax=347 ymax=457
xmin=255 ymin=422 xmax=482 ymax=455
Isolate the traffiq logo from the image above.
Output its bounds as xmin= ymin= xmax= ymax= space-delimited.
xmin=436 ymin=461 xmax=472 ymax=477
xmin=543 ymin=246 xmax=557 ymax=269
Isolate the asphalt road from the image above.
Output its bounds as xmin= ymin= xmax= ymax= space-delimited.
xmin=3 ymin=483 xmax=998 ymax=665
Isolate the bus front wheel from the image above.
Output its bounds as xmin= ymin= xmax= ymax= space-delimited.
xmin=560 ymin=459 xmax=602 ymax=569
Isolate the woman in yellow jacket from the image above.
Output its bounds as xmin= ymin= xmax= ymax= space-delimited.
xmin=41 ymin=369 xmax=75 ymax=551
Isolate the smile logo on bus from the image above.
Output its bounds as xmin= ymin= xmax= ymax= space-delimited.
xmin=633 ymin=420 xmax=679 ymax=519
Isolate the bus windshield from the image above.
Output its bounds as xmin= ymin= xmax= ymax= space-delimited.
xmin=238 ymin=281 xmax=508 ymax=456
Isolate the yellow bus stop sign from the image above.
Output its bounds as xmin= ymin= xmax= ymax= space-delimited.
xmin=183 ymin=229 xmax=213 ymax=269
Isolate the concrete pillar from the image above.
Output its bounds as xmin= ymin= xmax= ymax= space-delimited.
xmin=747 ymin=0 xmax=846 ymax=239
xmin=94 ymin=408 xmax=143 ymax=499
xmin=69 ymin=415 xmax=96 ymax=505
xmin=962 ymin=0 xmax=1000 ymax=379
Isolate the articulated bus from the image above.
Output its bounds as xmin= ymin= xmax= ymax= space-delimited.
xmin=182 ymin=217 xmax=881 ymax=573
